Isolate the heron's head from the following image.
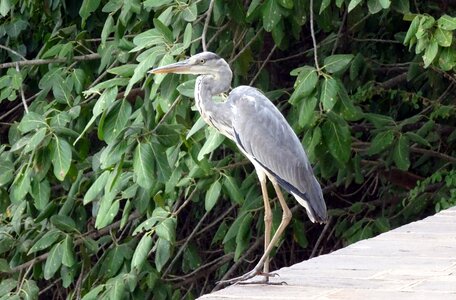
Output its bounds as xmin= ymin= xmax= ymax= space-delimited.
xmin=149 ymin=52 xmax=231 ymax=78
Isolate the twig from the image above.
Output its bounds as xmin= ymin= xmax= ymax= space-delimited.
xmin=0 ymin=94 xmax=38 ymax=122
xmin=229 ymin=29 xmax=263 ymax=64
xmin=175 ymin=253 xmax=234 ymax=288
xmin=309 ymin=0 xmax=321 ymax=72
xmin=162 ymin=209 xmax=211 ymax=277
xmin=202 ymin=0 xmax=215 ymax=51
xmin=15 ymin=63 xmax=29 ymax=114
xmin=5 ymin=211 xmax=140 ymax=274
xmin=331 ymin=10 xmax=348 ymax=55
xmin=352 ymin=37 xmax=401 ymax=44
xmin=0 ymin=53 xmax=100 ymax=69
xmin=249 ymin=45 xmax=277 ymax=86
xmin=310 ymin=217 xmax=332 ymax=258
xmin=411 ymin=147 xmax=456 ymax=164
xmin=193 ymin=203 xmax=236 ymax=238
xmin=212 ymin=237 xmax=263 ymax=291
xmin=0 ymin=44 xmax=27 ymax=61
xmin=166 ymin=253 xmax=233 ymax=282
xmin=207 ymin=23 xmax=230 ymax=49
xmin=378 ymin=73 xmax=408 ymax=89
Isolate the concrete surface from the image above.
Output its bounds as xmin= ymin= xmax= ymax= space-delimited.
xmin=199 ymin=206 xmax=456 ymax=300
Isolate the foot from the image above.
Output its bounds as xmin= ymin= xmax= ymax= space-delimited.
xmin=217 ymin=269 xmax=281 ymax=285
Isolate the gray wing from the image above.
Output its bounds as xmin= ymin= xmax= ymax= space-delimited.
xmin=229 ymin=86 xmax=327 ymax=223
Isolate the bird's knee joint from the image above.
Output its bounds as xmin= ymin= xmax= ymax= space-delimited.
xmin=264 ymin=213 xmax=272 ymax=223
xmin=282 ymin=210 xmax=292 ymax=222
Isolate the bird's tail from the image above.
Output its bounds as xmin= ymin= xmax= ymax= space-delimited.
xmin=292 ymin=177 xmax=327 ymax=224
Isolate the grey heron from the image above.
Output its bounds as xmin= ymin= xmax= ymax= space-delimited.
xmin=150 ymin=52 xmax=327 ymax=284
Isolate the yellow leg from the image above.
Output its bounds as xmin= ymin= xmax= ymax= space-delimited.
xmin=219 ymin=177 xmax=291 ymax=285
xmin=259 ymin=172 xmax=272 ymax=282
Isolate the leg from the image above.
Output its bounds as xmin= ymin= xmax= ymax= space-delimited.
xmin=258 ymin=171 xmax=272 ymax=282
xmin=219 ymin=177 xmax=292 ymax=285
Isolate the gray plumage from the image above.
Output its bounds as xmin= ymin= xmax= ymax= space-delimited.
xmin=229 ymin=87 xmax=327 ymax=223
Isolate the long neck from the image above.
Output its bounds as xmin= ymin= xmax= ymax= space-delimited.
xmin=194 ymin=71 xmax=234 ymax=139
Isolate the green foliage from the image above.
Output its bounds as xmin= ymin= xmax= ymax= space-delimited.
xmin=0 ymin=0 xmax=455 ymax=299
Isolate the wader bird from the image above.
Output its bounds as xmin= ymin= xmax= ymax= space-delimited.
xmin=150 ymin=52 xmax=327 ymax=284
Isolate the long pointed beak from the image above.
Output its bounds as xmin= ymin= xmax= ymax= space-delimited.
xmin=148 ymin=60 xmax=191 ymax=74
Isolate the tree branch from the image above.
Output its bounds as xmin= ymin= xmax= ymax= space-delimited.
xmin=309 ymin=0 xmax=321 ymax=72
xmin=0 ymin=53 xmax=101 ymax=70
xmin=5 ymin=211 xmax=140 ymax=274
xmin=202 ymin=0 xmax=215 ymax=51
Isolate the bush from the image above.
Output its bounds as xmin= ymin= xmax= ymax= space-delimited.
xmin=0 ymin=0 xmax=455 ymax=299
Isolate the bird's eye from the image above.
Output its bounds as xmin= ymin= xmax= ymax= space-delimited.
xmin=199 ymin=59 xmax=206 ymax=64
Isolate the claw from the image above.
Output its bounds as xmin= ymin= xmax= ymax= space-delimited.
xmin=217 ymin=269 xmax=285 ymax=286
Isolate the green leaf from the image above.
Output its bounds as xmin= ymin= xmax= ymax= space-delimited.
xmin=155 ymin=238 xmax=171 ymax=272
xmin=292 ymin=219 xmax=309 ymax=248
xmin=324 ymin=54 xmax=354 ymax=73
xmin=93 ymin=86 xmax=118 ymax=117
xmin=101 ymin=246 xmax=125 ymax=278
xmin=0 ymin=0 xmax=11 ymax=17
xmin=235 ymin=212 xmax=252 ymax=260
xmin=393 ymin=134 xmax=410 ymax=170
xmin=18 ymin=112 xmax=46 ymax=133
xmin=391 ymin=0 xmax=410 ymax=14
xmin=108 ymin=278 xmax=125 ymax=300
xmin=50 ymin=136 xmax=72 ymax=181
xmin=95 ymin=198 xmax=120 ymax=229
xmin=10 ymin=167 xmax=31 ymax=204
xmin=422 ymin=39 xmax=438 ymax=68
xmin=348 ymin=0 xmax=363 ymax=12
xmin=320 ymin=77 xmax=339 ymax=111
xmin=182 ymin=2 xmax=197 ymax=22
xmin=28 ymin=230 xmax=62 ymax=254
xmin=24 ymin=127 xmax=47 ymax=153
xmin=278 ymin=0 xmax=293 ymax=9
xmin=156 ymin=217 xmax=177 ymax=242
xmin=84 ymin=171 xmax=110 ymax=204
xmin=404 ymin=16 xmax=420 ymax=45
xmin=0 ymin=158 xmax=14 ymax=187
xmin=368 ymin=131 xmax=395 ymax=155
xmin=62 ymin=235 xmax=76 ymax=267
xmin=44 ymin=242 xmax=63 ymax=280
xmin=320 ymin=0 xmax=331 ymax=13
xmin=108 ymin=65 xmax=137 ymax=77
xmin=126 ymin=48 xmax=162 ymax=95
xmin=262 ymin=0 xmax=281 ymax=32
xmin=434 ymin=28 xmax=452 ymax=47
xmin=404 ymin=132 xmax=431 ymax=147
xmin=198 ymin=127 xmax=225 ymax=160
xmin=364 ymin=113 xmax=394 ymax=128
xmin=150 ymin=139 xmax=171 ymax=182
xmin=290 ymin=66 xmax=318 ymax=104
xmin=437 ymin=15 xmax=456 ymax=31
xmin=205 ymin=181 xmax=222 ymax=212
xmin=131 ymin=234 xmax=153 ymax=270
xmin=133 ymin=142 xmax=154 ymax=189
xmin=30 ymin=179 xmax=51 ymax=210
xmin=81 ymin=286 xmax=104 ymax=300
xmin=50 ymin=215 xmax=77 ymax=232
xmin=298 ymin=96 xmax=317 ymax=128
xmin=379 ymin=0 xmax=390 ymax=9
xmin=322 ymin=115 xmax=351 ymax=164
xmin=100 ymin=100 xmax=131 ymax=143
xmin=79 ymin=0 xmax=101 ymax=27
xmin=438 ymin=47 xmax=456 ymax=71
xmin=183 ymin=23 xmax=193 ymax=49
xmin=0 ymin=279 xmax=16 ymax=296
xmin=101 ymin=14 xmax=114 ymax=44
xmin=367 ymin=0 xmax=382 ymax=14
xmin=223 ymin=175 xmax=243 ymax=204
